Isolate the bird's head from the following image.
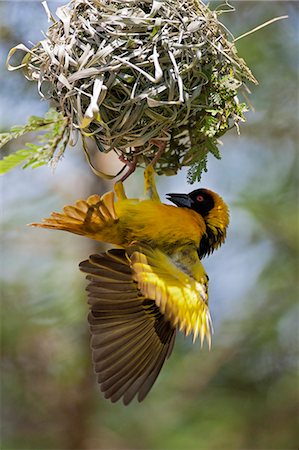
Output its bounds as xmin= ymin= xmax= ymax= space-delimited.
xmin=166 ymin=188 xmax=229 ymax=257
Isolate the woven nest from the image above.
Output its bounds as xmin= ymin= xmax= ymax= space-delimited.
xmin=9 ymin=0 xmax=257 ymax=181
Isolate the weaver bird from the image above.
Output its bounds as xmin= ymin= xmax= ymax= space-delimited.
xmin=32 ymin=167 xmax=229 ymax=404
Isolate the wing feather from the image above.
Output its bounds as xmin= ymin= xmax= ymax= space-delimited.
xmin=103 ymin=322 xmax=174 ymax=404
xmin=79 ymin=249 xmax=176 ymax=404
xmin=127 ymin=244 xmax=212 ymax=346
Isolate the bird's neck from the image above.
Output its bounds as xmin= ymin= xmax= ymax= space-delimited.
xmin=197 ymin=223 xmax=226 ymax=258
xmin=198 ymin=207 xmax=229 ymax=258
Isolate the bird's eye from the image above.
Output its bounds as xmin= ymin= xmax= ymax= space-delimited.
xmin=196 ymin=195 xmax=204 ymax=202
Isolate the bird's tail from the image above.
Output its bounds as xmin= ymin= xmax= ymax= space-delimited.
xmin=30 ymin=166 xmax=159 ymax=241
xmin=31 ymin=191 xmax=119 ymax=242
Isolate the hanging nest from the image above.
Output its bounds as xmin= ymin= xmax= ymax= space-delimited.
xmin=7 ymin=0 xmax=257 ymax=182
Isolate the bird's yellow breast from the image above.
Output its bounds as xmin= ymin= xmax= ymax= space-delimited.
xmin=115 ymin=199 xmax=206 ymax=249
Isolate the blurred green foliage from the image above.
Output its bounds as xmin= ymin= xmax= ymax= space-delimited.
xmin=1 ymin=1 xmax=298 ymax=449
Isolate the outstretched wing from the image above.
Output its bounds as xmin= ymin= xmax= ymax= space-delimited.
xmin=128 ymin=244 xmax=212 ymax=347
xmin=79 ymin=249 xmax=175 ymax=405
xmin=31 ymin=192 xmax=122 ymax=244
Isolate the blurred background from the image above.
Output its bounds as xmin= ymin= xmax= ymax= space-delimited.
xmin=1 ymin=1 xmax=298 ymax=449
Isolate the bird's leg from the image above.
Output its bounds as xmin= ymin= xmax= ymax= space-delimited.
xmin=149 ymin=138 xmax=167 ymax=167
xmin=114 ymin=154 xmax=137 ymax=199
xmin=142 ymin=138 xmax=168 ymax=201
xmin=143 ymin=166 xmax=160 ymax=201
xmin=117 ymin=139 xmax=167 ymax=199
xmin=114 ymin=180 xmax=127 ymax=200
xmin=118 ymin=155 xmax=137 ymax=182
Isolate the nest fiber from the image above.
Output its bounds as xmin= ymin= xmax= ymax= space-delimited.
xmin=9 ymin=0 xmax=257 ymax=180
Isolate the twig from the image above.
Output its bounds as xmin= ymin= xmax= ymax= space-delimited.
xmin=234 ymin=15 xmax=288 ymax=42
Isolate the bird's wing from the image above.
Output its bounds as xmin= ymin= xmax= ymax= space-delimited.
xmin=31 ymin=192 xmax=122 ymax=244
xmin=79 ymin=249 xmax=176 ymax=405
xmin=128 ymin=244 xmax=212 ymax=347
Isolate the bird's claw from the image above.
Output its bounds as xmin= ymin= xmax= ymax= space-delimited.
xmin=118 ymin=155 xmax=137 ymax=182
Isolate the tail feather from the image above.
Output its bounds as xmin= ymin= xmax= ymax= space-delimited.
xmin=30 ymin=191 xmax=119 ymax=240
xmin=62 ymin=205 xmax=88 ymax=221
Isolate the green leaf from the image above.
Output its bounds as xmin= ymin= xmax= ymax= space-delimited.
xmin=0 ymin=108 xmax=69 ymax=175
xmin=0 ymin=149 xmax=36 ymax=174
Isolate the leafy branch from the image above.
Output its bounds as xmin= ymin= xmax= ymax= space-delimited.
xmin=0 ymin=109 xmax=69 ymax=175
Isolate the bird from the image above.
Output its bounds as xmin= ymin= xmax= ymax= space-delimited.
xmin=31 ymin=166 xmax=229 ymax=404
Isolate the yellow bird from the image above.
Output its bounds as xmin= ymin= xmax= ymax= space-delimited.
xmin=32 ymin=167 xmax=229 ymax=404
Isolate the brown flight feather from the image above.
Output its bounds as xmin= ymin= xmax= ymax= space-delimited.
xmin=79 ymin=248 xmax=176 ymax=405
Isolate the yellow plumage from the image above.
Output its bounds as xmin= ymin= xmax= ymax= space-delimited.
xmin=32 ymin=166 xmax=229 ymax=403
xmin=128 ymin=244 xmax=211 ymax=345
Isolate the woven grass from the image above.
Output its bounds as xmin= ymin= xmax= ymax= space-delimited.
xmin=7 ymin=0 xmax=257 ymax=181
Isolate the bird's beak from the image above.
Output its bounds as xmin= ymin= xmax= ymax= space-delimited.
xmin=166 ymin=193 xmax=193 ymax=208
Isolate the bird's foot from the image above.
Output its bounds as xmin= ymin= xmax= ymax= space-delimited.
xmin=118 ymin=155 xmax=137 ymax=182
xmin=149 ymin=138 xmax=167 ymax=167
